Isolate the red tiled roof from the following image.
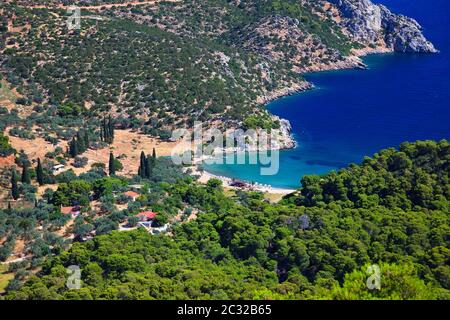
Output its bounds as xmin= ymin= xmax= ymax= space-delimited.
xmin=124 ymin=191 xmax=140 ymax=198
xmin=137 ymin=211 xmax=157 ymax=219
xmin=61 ymin=207 xmax=73 ymax=214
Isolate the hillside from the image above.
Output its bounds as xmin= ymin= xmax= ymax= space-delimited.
xmin=0 ymin=0 xmax=447 ymax=302
xmin=2 ymin=140 xmax=449 ymax=300
xmin=0 ymin=0 xmax=436 ymax=139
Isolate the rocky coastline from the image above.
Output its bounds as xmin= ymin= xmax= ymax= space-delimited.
xmin=253 ymin=0 xmax=438 ymax=152
xmin=327 ymin=0 xmax=437 ymax=53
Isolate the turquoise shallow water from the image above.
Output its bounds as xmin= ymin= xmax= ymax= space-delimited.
xmin=203 ymin=0 xmax=450 ymax=189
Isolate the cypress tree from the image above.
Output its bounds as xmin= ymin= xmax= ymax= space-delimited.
xmin=7 ymin=202 xmax=12 ymax=212
xmin=69 ymin=138 xmax=78 ymax=158
xmin=100 ymin=121 xmax=104 ymax=142
xmin=108 ymin=116 xmax=114 ymax=142
xmin=77 ymin=131 xmax=85 ymax=153
xmin=21 ymin=163 xmax=30 ymax=184
xmin=73 ymin=138 xmax=79 ymax=156
xmin=69 ymin=138 xmax=74 ymax=156
xmin=104 ymin=119 xmax=109 ymax=143
xmin=83 ymin=131 xmax=89 ymax=150
xmin=100 ymin=117 xmax=115 ymax=144
xmin=36 ymin=158 xmax=44 ymax=186
xmin=146 ymin=148 xmax=157 ymax=179
xmin=78 ymin=139 xmax=84 ymax=153
xmin=11 ymin=169 xmax=19 ymax=200
xmin=151 ymin=148 xmax=157 ymax=167
xmin=145 ymin=154 xmax=153 ymax=179
xmin=138 ymin=151 xmax=146 ymax=178
xmin=101 ymin=118 xmax=108 ymax=143
xmin=109 ymin=152 xmax=116 ymax=176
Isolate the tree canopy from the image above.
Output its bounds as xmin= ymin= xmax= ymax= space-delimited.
xmin=5 ymin=140 xmax=449 ymax=300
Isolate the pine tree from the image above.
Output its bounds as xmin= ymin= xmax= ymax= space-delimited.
xmin=11 ymin=169 xmax=19 ymax=200
xmin=21 ymin=163 xmax=30 ymax=184
xmin=36 ymin=158 xmax=44 ymax=186
xmin=109 ymin=152 xmax=116 ymax=176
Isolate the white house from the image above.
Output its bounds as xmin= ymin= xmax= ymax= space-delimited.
xmin=52 ymin=164 xmax=65 ymax=174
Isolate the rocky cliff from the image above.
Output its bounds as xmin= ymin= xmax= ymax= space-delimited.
xmin=327 ymin=0 xmax=437 ymax=53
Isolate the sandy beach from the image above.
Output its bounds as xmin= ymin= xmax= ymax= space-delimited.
xmin=189 ymin=165 xmax=297 ymax=195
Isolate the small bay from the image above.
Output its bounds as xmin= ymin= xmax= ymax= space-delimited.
xmin=203 ymin=0 xmax=450 ymax=188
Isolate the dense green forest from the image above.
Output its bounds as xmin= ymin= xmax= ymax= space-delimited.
xmin=4 ymin=140 xmax=449 ymax=300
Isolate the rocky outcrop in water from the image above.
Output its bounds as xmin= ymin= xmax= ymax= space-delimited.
xmin=224 ymin=116 xmax=296 ymax=153
xmin=327 ymin=0 xmax=437 ymax=53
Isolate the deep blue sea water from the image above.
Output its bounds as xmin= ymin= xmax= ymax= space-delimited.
xmin=203 ymin=0 xmax=450 ymax=188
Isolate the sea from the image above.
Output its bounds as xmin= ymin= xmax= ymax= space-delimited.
xmin=203 ymin=0 xmax=450 ymax=189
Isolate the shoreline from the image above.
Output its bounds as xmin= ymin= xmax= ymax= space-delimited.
xmin=192 ymin=48 xmax=398 ymax=190
xmin=259 ymin=45 xmax=398 ymax=106
xmin=187 ymin=165 xmax=297 ymax=195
